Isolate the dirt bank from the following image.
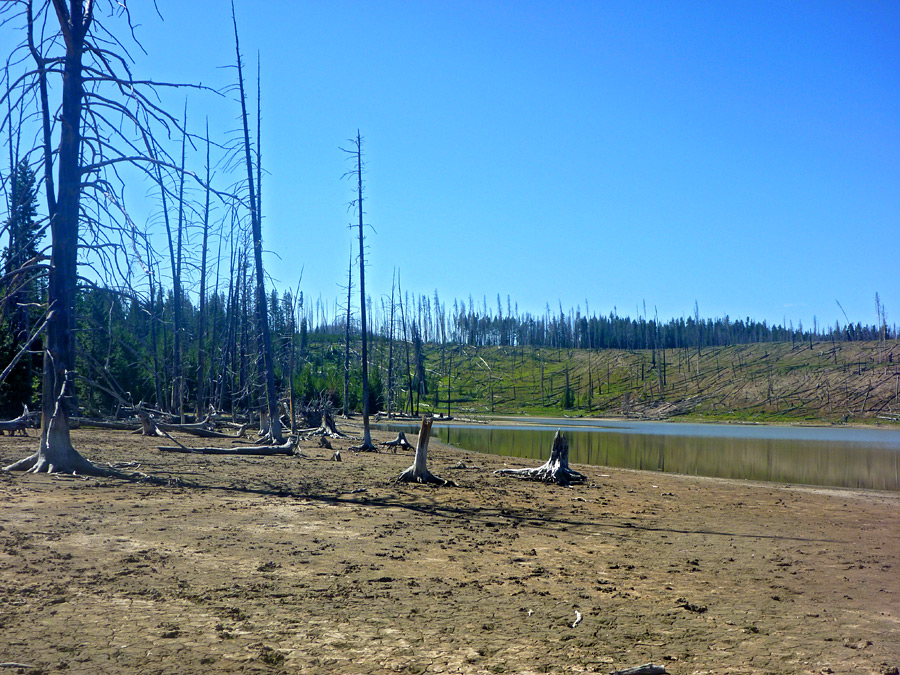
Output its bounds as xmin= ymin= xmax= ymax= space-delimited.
xmin=1 ymin=423 xmax=898 ymax=674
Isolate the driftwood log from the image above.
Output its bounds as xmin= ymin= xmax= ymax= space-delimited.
xmin=73 ymin=418 xmax=141 ymax=431
xmin=158 ymin=440 xmax=294 ymax=456
xmin=494 ymin=430 xmax=586 ymax=486
xmin=0 ymin=406 xmax=31 ymax=436
xmin=139 ymin=412 xmax=247 ymax=439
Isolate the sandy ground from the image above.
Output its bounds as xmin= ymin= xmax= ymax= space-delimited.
xmin=0 ymin=422 xmax=898 ymax=675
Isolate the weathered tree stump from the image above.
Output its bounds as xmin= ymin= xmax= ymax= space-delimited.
xmin=381 ymin=431 xmax=413 ymax=452
xmin=494 ymin=430 xmax=586 ymax=486
xmin=397 ymin=417 xmax=454 ymax=486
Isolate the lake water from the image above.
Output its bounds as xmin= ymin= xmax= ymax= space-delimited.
xmin=381 ymin=417 xmax=900 ymax=491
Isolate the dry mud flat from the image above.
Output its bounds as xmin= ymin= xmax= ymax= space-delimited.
xmin=1 ymin=425 xmax=898 ymax=675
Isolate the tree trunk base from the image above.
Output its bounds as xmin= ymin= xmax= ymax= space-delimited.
xmin=381 ymin=432 xmax=414 ymax=452
xmin=4 ymin=415 xmax=107 ymax=475
xmin=3 ymin=450 xmax=104 ymax=475
xmin=494 ymin=430 xmax=586 ymax=486
xmin=396 ymin=417 xmax=455 ymax=486
xmin=396 ymin=465 xmax=454 ymax=486
xmin=349 ymin=441 xmax=380 ymax=452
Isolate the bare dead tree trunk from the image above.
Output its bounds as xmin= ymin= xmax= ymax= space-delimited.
xmin=344 ymin=131 xmax=374 ymax=449
xmin=196 ymin=119 xmax=212 ymax=416
xmin=7 ymin=0 xmax=95 ymax=474
xmin=397 ymin=416 xmax=453 ymax=485
xmin=147 ymin=251 xmax=164 ymax=408
xmin=398 ymin=280 xmax=414 ymax=415
xmin=287 ymin=281 xmax=301 ymax=434
xmin=355 ymin=132 xmax=373 ymax=447
xmin=387 ymin=270 xmax=396 ymax=417
xmin=343 ymin=251 xmax=352 ymax=417
xmin=232 ymin=6 xmax=282 ymax=443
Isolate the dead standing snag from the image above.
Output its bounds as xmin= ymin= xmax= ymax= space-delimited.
xmin=397 ymin=417 xmax=454 ymax=486
xmin=494 ymin=430 xmax=586 ymax=486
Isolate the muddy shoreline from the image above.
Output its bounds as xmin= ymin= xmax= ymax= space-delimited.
xmin=1 ymin=424 xmax=898 ymax=674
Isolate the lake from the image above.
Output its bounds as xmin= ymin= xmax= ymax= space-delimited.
xmin=380 ymin=417 xmax=900 ymax=491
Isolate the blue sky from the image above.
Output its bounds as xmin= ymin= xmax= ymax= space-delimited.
xmin=9 ymin=1 xmax=899 ymax=330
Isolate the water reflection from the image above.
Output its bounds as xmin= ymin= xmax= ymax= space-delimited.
xmin=380 ymin=421 xmax=900 ymax=491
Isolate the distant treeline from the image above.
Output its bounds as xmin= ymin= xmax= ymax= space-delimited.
xmin=306 ymin=290 xmax=895 ymax=351
xmin=1 ymin=279 xmax=894 ymax=417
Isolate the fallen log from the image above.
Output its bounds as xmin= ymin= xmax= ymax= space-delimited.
xmin=494 ymin=430 xmax=586 ymax=486
xmin=72 ymin=418 xmax=141 ymax=431
xmin=139 ymin=411 xmax=245 ymax=439
xmin=156 ymin=424 xmax=244 ymax=439
xmin=158 ymin=441 xmax=294 ymax=456
xmin=0 ymin=406 xmax=31 ymax=436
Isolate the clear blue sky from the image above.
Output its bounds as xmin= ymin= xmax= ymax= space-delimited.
xmin=18 ymin=1 xmax=900 ymax=330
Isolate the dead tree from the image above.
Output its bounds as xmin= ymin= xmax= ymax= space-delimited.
xmin=1 ymin=2 xmax=213 ymax=475
xmin=386 ymin=269 xmax=396 ymax=417
xmin=232 ymin=4 xmax=282 ymax=444
xmin=342 ymin=250 xmax=352 ymax=417
xmin=195 ymin=120 xmax=213 ymax=417
xmin=342 ymin=131 xmax=376 ymax=450
xmin=494 ymin=430 xmax=586 ymax=486
xmin=397 ymin=417 xmax=453 ymax=485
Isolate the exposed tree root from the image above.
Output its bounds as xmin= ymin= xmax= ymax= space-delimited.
xmin=4 ymin=449 xmax=103 ymax=475
xmin=381 ymin=431 xmax=414 ymax=452
xmin=349 ymin=440 xmax=380 ymax=452
xmin=396 ymin=417 xmax=455 ymax=486
xmin=494 ymin=430 xmax=586 ymax=486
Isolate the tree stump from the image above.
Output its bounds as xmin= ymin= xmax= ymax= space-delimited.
xmin=381 ymin=431 xmax=413 ymax=452
xmin=397 ymin=417 xmax=454 ymax=486
xmin=494 ymin=430 xmax=586 ymax=486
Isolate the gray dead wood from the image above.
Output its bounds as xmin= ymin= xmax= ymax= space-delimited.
xmin=158 ymin=441 xmax=294 ymax=456
xmin=0 ymin=406 xmax=31 ymax=436
xmin=397 ymin=417 xmax=454 ymax=486
xmin=72 ymin=418 xmax=141 ymax=431
xmin=381 ymin=431 xmax=414 ymax=452
xmin=301 ymin=407 xmax=348 ymax=440
xmin=138 ymin=411 xmax=245 ymax=439
xmin=494 ymin=430 xmax=586 ymax=486
xmin=609 ymin=665 xmax=668 ymax=675
xmin=157 ymin=425 xmax=243 ymax=439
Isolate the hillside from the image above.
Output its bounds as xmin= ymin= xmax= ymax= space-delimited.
xmin=368 ymin=338 xmax=900 ymax=424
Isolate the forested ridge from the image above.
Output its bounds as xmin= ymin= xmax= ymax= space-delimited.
xmin=0 ymin=2 xmax=896 ymax=432
xmin=3 ymin=277 xmax=897 ymax=424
